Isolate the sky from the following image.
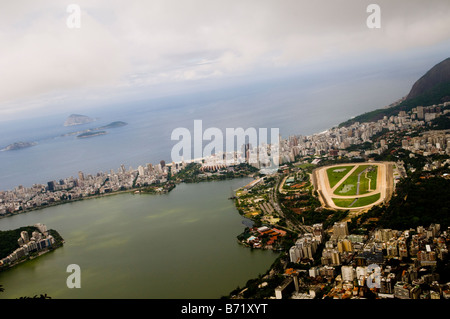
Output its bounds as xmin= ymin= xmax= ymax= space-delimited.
xmin=1 ymin=0 xmax=450 ymax=121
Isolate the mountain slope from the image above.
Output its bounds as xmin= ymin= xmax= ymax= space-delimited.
xmin=339 ymin=57 xmax=450 ymax=127
xmin=406 ymin=57 xmax=450 ymax=101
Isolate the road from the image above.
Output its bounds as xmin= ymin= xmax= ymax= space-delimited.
xmin=269 ymin=174 xmax=309 ymax=233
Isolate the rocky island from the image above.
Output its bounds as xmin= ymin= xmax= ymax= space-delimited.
xmin=77 ymin=130 xmax=108 ymax=138
xmin=64 ymin=114 xmax=96 ymax=127
xmin=97 ymin=121 xmax=128 ymax=129
xmin=1 ymin=141 xmax=37 ymax=152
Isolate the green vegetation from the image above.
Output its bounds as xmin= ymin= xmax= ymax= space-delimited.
xmin=365 ymin=166 xmax=378 ymax=191
xmin=378 ymin=171 xmax=450 ymax=229
xmin=325 ymin=165 xmax=354 ymax=188
xmin=332 ymin=193 xmax=381 ymax=208
xmin=400 ymin=82 xmax=450 ymax=110
xmin=0 ymin=226 xmax=38 ymax=259
xmin=172 ymin=162 xmax=258 ymax=184
xmin=347 ymin=166 xmax=450 ymax=233
xmin=353 ymin=193 xmax=381 ymax=207
xmin=139 ymin=182 xmax=176 ymax=194
xmin=429 ymin=113 xmax=450 ymax=130
xmin=331 ymin=197 xmax=355 ymax=208
xmin=333 ymin=165 xmax=372 ymax=196
xmin=0 ymin=226 xmax=64 ymax=261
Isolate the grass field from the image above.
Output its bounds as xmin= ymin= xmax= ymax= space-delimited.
xmin=326 ymin=165 xmax=355 ymax=188
xmin=334 ymin=165 xmax=377 ymax=196
xmin=332 ymin=193 xmax=381 ymax=208
xmin=365 ymin=166 xmax=378 ymax=191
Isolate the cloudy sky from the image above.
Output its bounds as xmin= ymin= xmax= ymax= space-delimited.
xmin=1 ymin=0 xmax=450 ymax=120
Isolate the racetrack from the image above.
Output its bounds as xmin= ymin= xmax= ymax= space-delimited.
xmin=313 ymin=162 xmax=394 ymax=211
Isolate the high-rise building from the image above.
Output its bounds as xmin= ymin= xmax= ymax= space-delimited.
xmin=333 ymin=222 xmax=349 ymax=237
xmin=289 ymin=246 xmax=303 ymax=263
xmin=302 ymin=244 xmax=313 ymax=259
xmin=309 ymin=267 xmax=320 ymax=278
xmin=331 ymin=249 xmax=341 ymax=265
xmin=20 ymin=231 xmax=29 ymax=244
xmin=47 ymin=181 xmax=55 ymax=191
xmin=337 ymin=239 xmax=353 ymax=252
xmin=417 ymin=106 xmax=424 ymax=119
xmin=356 ymin=266 xmax=368 ymax=286
xmin=35 ymin=223 xmax=47 ymax=234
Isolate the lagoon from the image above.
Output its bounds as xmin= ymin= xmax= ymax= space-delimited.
xmin=0 ymin=178 xmax=278 ymax=299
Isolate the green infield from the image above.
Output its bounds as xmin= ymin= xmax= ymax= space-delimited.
xmin=334 ymin=165 xmax=377 ymax=196
xmin=326 ymin=165 xmax=355 ymax=188
xmin=332 ymin=193 xmax=381 ymax=208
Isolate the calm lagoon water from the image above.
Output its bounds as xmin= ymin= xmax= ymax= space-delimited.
xmin=0 ymin=178 xmax=279 ymax=299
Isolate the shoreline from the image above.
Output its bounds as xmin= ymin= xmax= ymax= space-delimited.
xmin=0 ymin=170 xmax=255 ymax=220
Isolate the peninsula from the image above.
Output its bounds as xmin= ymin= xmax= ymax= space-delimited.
xmin=0 ymin=223 xmax=64 ymax=271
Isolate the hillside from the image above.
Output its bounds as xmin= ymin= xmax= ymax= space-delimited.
xmin=340 ymin=57 xmax=450 ymax=127
xmin=407 ymin=57 xmax=450 ymax=101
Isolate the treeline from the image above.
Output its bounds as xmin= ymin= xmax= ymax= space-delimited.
xmin=280 ymin=190 xmax=349 ymax=230
xmin=173 ymin=162 xmax=258 ymax=183
xmin=0 ymin=226 xmax=38 ymax=259
xmin=378 ymin=172 xmax=450 ymax=230
xmin=429 ymin=113 xmax=450 ymax=130
xmin=349 ymin=167 xmax=450 ymax=233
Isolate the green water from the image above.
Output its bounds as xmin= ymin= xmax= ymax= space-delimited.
xmin=0 ymin=178 xmax=278 ymax=299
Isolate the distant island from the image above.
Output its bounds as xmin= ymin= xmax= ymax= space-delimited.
xmin=77 ymin=131 xmax=108 ymax=139
xmin=64 ymin=114 xmax=96 ymax=127
xmin=1 ymin=141 xmax=37 ymax=152
xmin=97 ymin=121 xmax=128 ymax=130
xmin=62 ymin=121 xmax=128 ymax=138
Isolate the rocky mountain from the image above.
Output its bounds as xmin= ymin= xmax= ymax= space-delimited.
xmin=339 ymin=57 xmax=450 ymax=127
xmin=406 ymin=57 xmax=450 ymax=103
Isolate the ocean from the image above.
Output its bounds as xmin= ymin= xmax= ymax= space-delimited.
xmin=0 ymin=67 xmax=412 ymax=191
